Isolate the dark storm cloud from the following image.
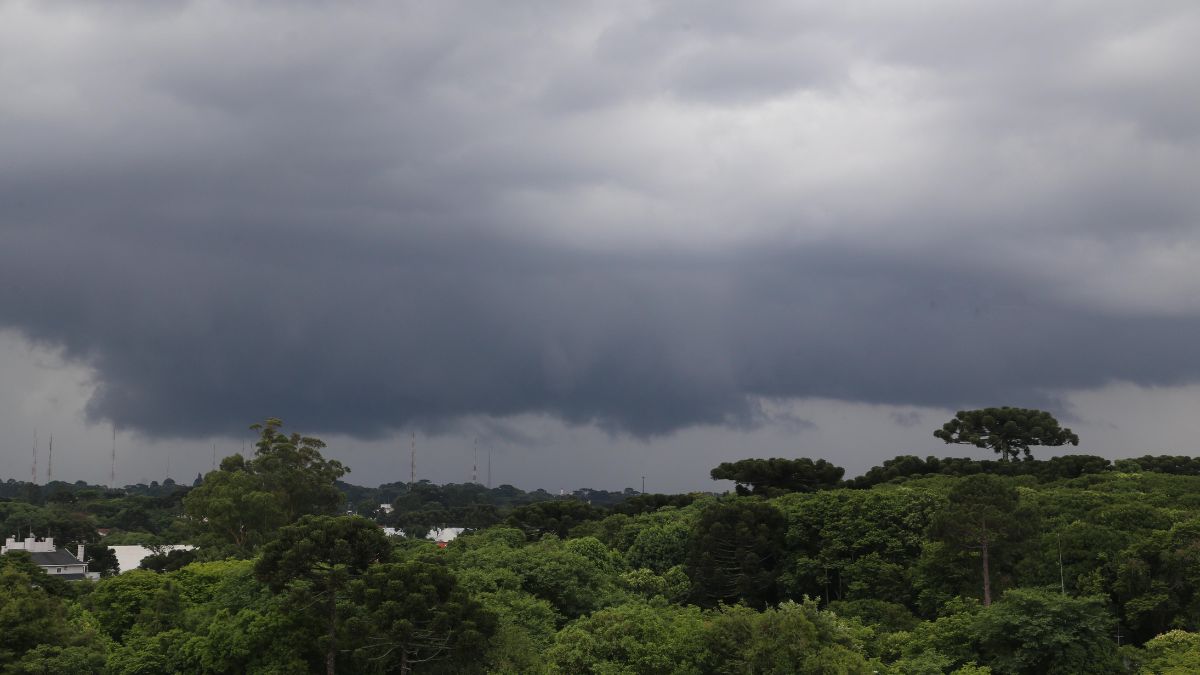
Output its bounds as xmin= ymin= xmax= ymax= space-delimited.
xmin=1 ymin=1 xmax=1198 ymax=440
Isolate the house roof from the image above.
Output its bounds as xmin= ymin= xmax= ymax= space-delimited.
xmin=25 ymin=550 xmax=84 ymax=566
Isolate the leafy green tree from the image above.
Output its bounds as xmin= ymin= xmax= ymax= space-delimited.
xmin=1111 ymin=518 xmax=1200 ymax=642
xmin=775 ymin=488 xmax=940 ymax=606
xmin=255 ymin=515 xmax=392 ymax=675
xmin=929 ymin=475 xmax=1031 ymax=606
xmin=686 ymin=498 xmax=787 ymax=608
xmin=704 ymin=601 xmax=873 ymax=674
xmin=85 ymin=570 xmax=176 ymax=642
xmin=0 ymin=566 xmax=73 ymax=665
xmin=450 ymin=531 xmax=623 ymax=621
xmin=184 ymin=418 xmax=348 ymax=556
xmin=546 ymin=601 xmax=708 ymax=675
xmin=710 ymin=457 xmax=844 ymax=496
xmin=249 ymin=418 xmax=348 ymax=522
xmin=974 ymin=588 xmax=1118 ymax=674
xmin=1133 ymin=630 xmax=1200 ymax=673
xmin=934 ymin=407 xmax=1079 ymax=461
xmin=343 ymin=558 xmax=496 ymax=674
xmin=619 ymin=566 xmax=690 ymax=603
xmin=183 ymin=467 xmax=284 ymax=555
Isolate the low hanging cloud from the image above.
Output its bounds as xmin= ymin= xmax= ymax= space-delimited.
xmin=1 ymin=1 xmax=1198 ymax=440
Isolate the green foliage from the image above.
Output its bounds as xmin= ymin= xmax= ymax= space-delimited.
xmin=505 ymin=500 xmax=607 ymax=539
xmin=776 ymin=488 xmax=940 ymax=605
xmin=705 ymin=601 xmax=873 ymax=674
xmin=1134 ymin=630 xmax=1200 ymax=673
xmin=13 ymin=447 xmax=1200 ymax=672
xmin=928 ymin=474 xmax=1034 ymax=606
xmin=85 ymin=570 xmax=175 ymax=641
xmin=710 ymin=457 xmax=845 ymax=496
xmin=619 ymin=566 xmax=690 ymax=603
xmin=0 ymin=567 xmax=73 ymax=665
xmin=547 ymin=600 xmax=708 ymax=675
xmin=974 ymin=588 xmax=1118 ymax=674
xmin=343 ymin=558 xmax=497 ymax=673
xmin=183 ymin=418 xmax=347 ymax=557
xmin=686 ymin=497 xmax=787 ymax=608
xmin=255 ymin=515 xmax=393 ymax=674
xmin=934 ymin=407 xmax=1079 ymax=461
xmin=625 ymin=520 xmax=690 ymax=573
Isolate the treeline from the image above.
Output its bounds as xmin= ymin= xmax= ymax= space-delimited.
xmin=849 ymin=453 xmax=1200 ymax=487
xmin=10 ymin=418 xmax=1200 ymax=672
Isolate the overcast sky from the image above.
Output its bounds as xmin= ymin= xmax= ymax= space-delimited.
xmin=2 ymin=1 xmax=1199 ymax=492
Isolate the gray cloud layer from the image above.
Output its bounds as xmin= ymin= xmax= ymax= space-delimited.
xmin=1 ymin=1 xmax=1198 ymax=440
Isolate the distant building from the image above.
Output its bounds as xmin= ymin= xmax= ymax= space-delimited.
xmin=1 ymin=535 xmax=98 ymax=581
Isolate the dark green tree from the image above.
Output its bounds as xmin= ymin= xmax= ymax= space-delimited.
xmin=255 ymin=515 xmax=392 ymax=675
xmin=344 ymin=559 xmax=496 ymax=674
xmin=929 ymin=474 xmax=1030 ymax=606
xmin=686 ymin=498 xmax=787 ymax=608
xmin=934 ymin=407 xmax=1079 ymax=461
xmin=710 ymin=457 xmax=844 ymax=496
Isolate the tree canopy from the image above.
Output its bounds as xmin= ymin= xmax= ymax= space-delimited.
xmin=934 ymin=407 xmax=1079 ymax=461
xmin=710 ymin=457 xmax=844 ymax=496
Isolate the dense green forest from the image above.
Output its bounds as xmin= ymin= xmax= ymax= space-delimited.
xmin=6 ymin=418 xmax=1200 ymax=673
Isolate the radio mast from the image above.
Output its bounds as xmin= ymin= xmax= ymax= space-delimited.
xmin=472 ymin=437 xmax=478 ymax=484
xmin=31 ymin=429 xmax=37 ymax=485
xmin=47 ymin=434 xmax=52 ymax=482
xmin=110 ymin=427 xmax=117 ymax=488
xmin=410 ymin=431 xmax=416 ymax=484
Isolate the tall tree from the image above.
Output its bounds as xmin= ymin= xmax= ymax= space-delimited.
xmin=929 ymin=474 xmax=1029 ymax=606
xmin=255 ymin=515 xmax=392 ymax=675
xmin=183 ymin=418 xmax=348 ymax=555
xmin=250 ymin=418 xmax=348 ymax=522
xmin=934 ymin=407 xmax=1079 ymax=461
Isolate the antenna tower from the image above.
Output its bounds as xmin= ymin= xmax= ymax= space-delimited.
xmin=31 ymin=429 xmax=37 ymax=485
xmin=488 ymin=446 xmax=492 ymax=489
xmin=410 ymin=431 xmax=416 ymax=484
xmin=212 ymin=444 xmax=217 ymax=472
xmin=472 ymin=438 xmax=478 ymax=484
xmin=110 ymin=427 xmax=116 ymax=488
xmin=47 ymin=434 xmax=52 ymax=482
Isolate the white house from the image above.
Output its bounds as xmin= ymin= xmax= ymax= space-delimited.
xmin=1 ymin=535 xmax=98 ymax=580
